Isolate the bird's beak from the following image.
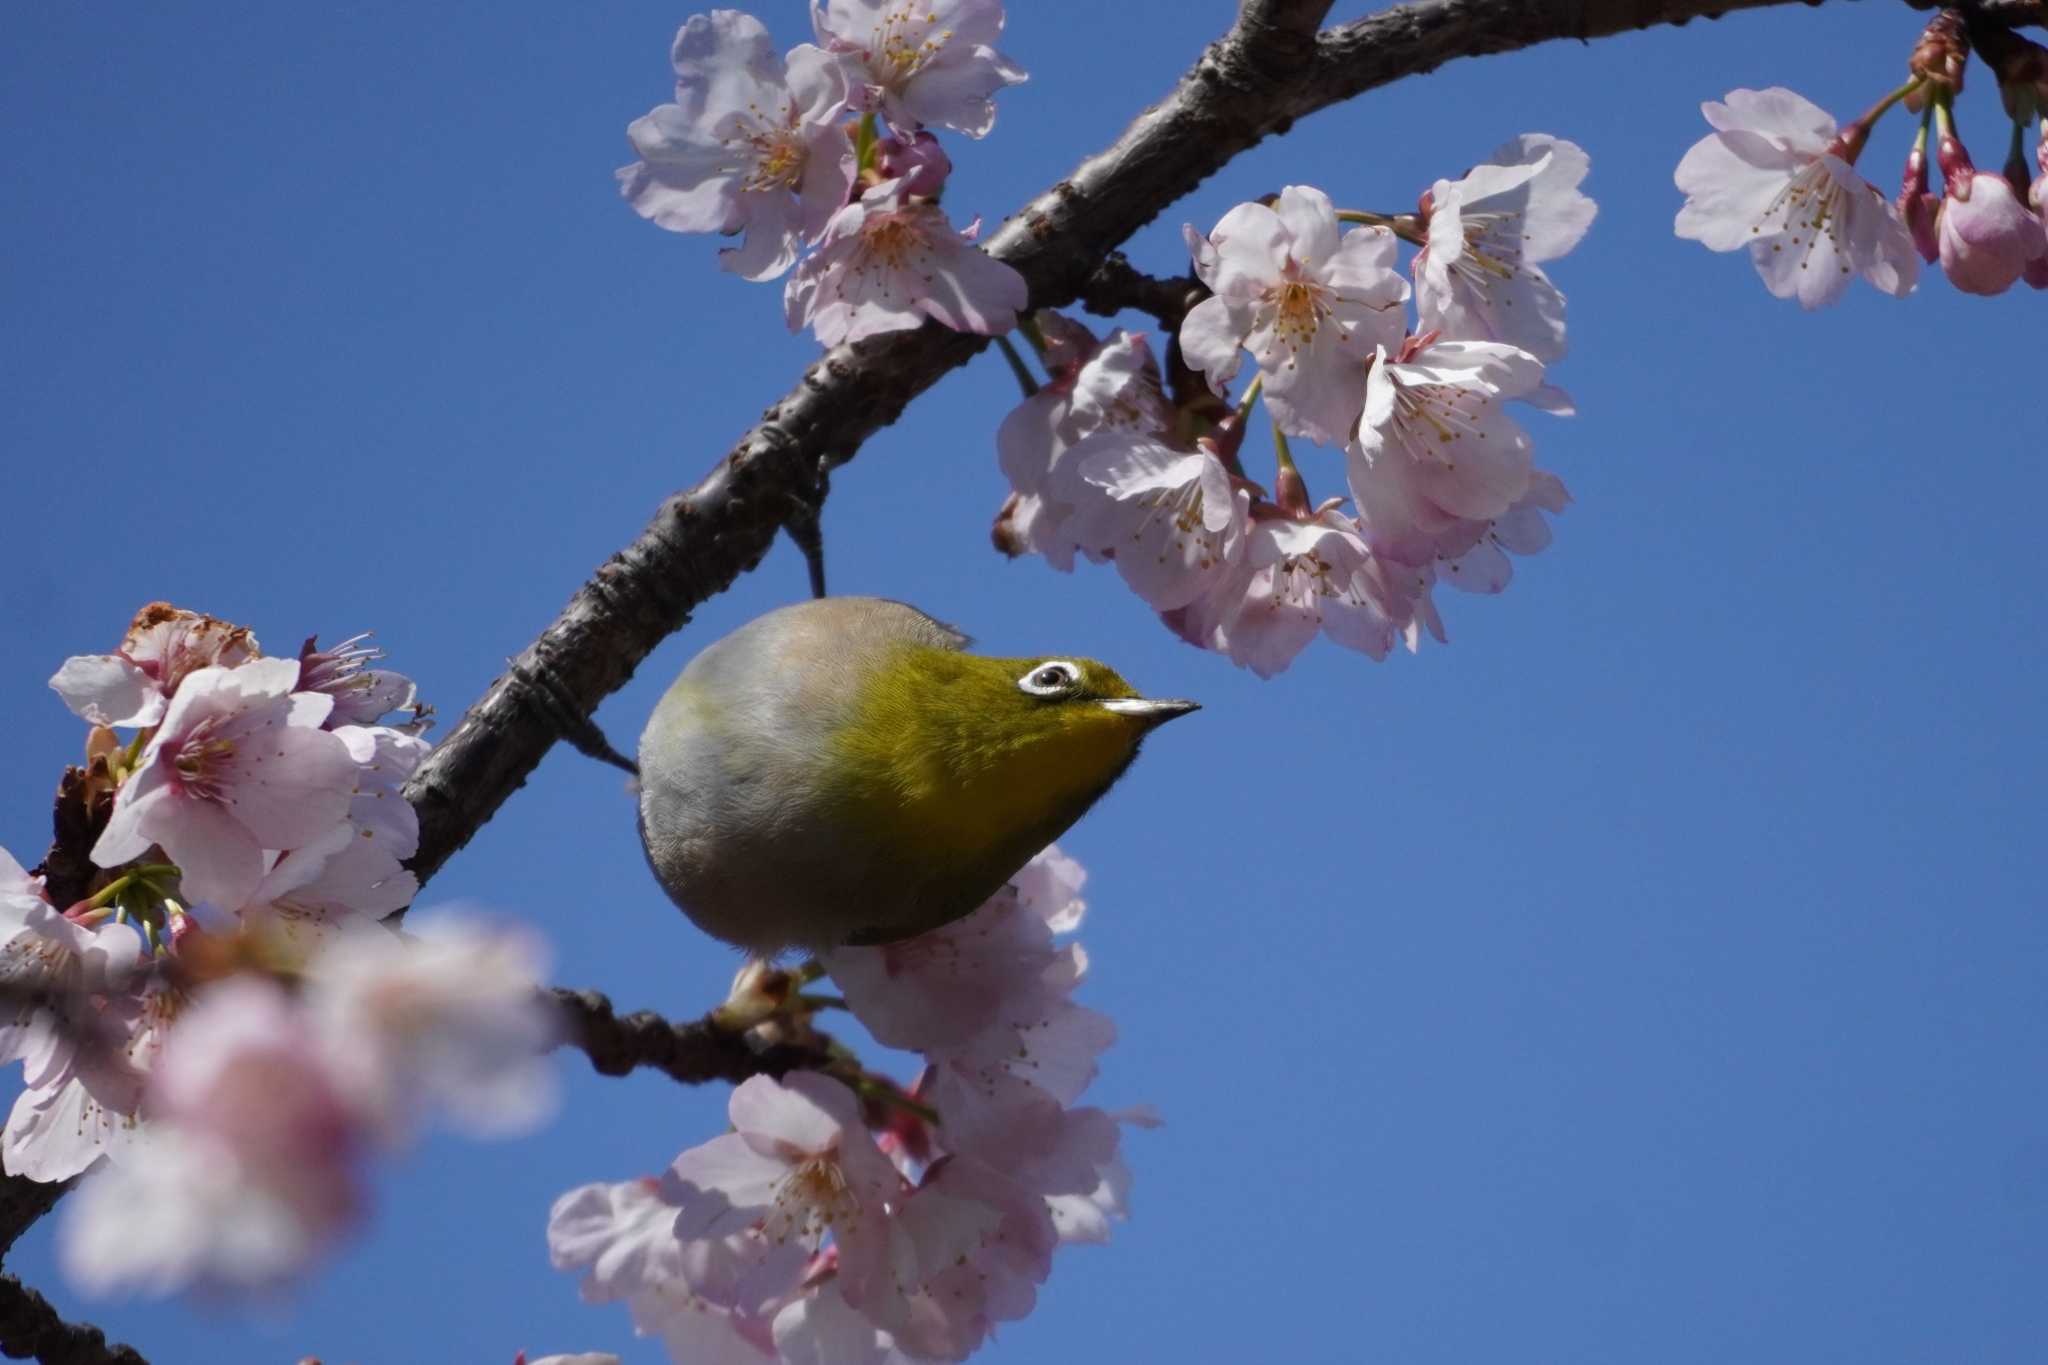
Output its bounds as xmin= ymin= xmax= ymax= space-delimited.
xmin=1098 ymin=697 xmax=1201 ymax=725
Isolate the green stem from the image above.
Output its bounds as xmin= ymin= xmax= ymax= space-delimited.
xmin=1232 ymin=375 xmax=1264 ymax=425
xmin=795 ymin=993 xmax=849 ymax=1013
xmin=853 ymin=112 xmax=879 ymax=176
xmin=995 ymin=335 xmax=1041 ymax=397
xmin=1337 ymin=207 xmax=1426 ymax=246
xmin=1017 ymin=311 xmax=1049 ymax=358
xmin=1270 ymin=418 xmax=1298 ymax=477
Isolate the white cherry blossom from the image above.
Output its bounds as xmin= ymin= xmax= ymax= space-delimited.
xmin=812 ymin=0 xmax=1025 ymax=137
xmin=1180 ymin=186 xmax=1409 ymax=445
xmin=1416 ymin=133 xmax=1596 ymax=364
xmin=620 ymin=11 xmax=853 ymax=281
xmin=1674 ymin=86 xmax=1918 ymax=308
xmin=785 ymin=178 xmax=1027 ymax=345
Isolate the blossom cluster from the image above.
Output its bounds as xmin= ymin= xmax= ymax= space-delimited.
xmin=550 ymin=847 xmax=1148 ymax=1363
xmin=620 ymin=3 xmax=1029 ymax=346
xmin=997 ymin=139 xmax=1594 ymax=676
xmin=2 ymin=605 xmax=560 ymax=1296
xmin=1675 ymin=18 xmax=2048 ymax=304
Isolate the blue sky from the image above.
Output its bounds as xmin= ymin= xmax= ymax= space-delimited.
xmin=4 ymin=2 xmax=2044 ymax=1361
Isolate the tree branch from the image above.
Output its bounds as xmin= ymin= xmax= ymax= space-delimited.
xmin=401 ymin=0 xmax=1845 ymax=886
xmin=1076 ymin=253 xmax=1208 ymax=332
xmin=0 ymin=1276 xmax=144 ymax=1365
xmin=549 ymin=988 xmax=832 ymax=1088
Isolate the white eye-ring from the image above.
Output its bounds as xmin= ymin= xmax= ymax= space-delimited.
xmin=1017 ymin=660 xmax=1082 ymax=697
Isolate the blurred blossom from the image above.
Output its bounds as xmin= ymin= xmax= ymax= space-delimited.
xmin=305 ymin=917 xmax=560 ymax=1142
xmin=60 ymin=979 xmax=363 ymax=1297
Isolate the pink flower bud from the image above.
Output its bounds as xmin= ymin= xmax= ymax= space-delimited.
xmin=873 ymin=130 xmax=952 ymax=198
xmin=1939 ymin=168 xmax=2048 ymax=295
xmin=1897 ymin=140 xmax=1942 ymax=262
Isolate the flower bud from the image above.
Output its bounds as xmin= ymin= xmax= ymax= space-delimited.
xmin=1905 ymin=10 xmax=1969 ymax=113
xmin=873 ymin=130 xmax=952 ymax=199
xmin=1897 ymin=138 xmax=1942 ymax=262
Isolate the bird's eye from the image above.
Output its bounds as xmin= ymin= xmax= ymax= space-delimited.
xmin=1017 ymin=660 xmax=1082 ymax=697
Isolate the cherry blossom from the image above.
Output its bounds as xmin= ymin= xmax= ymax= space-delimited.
xmin=304 ymin=917 xmax=560 ymax=1141
xmin=620 ymin=11 xmax=853 ymax=281
xmin=1050 ymin=433 xmax=1252 ymax=613
xmin=1170 ymin=512 xmax=1417 ymax=677
xmin=548 ymin=1175 xmax=797 ymax=1360
xmin=1349 ymin=335 xmax=1545 ymax=546
xmin=784 ymin=178 xmax=1027 ymax=345
xmin=0 ymin=848 xmax=141 ymax=1094
xmin=1180 ymin=186 xmax=1409 ymax=445
xmin=59 ymin=979 xmax=363 ymax=1296
xmin=49 ymin=604 xmax=257 ymax=730
xmin=91 ymin=658 xmax=359 ymax=913
xmin=668 ymin=1072 xmax=904 ymax=1313
xmin=824 ymin=846 xmax=1088 ymax=1052
xmin=2 ymin=972 xmax=178 ymax=1183
xmin=993 ymin=322 xmax=1172 ymax=571
xmin=1934 ymin=131 xmax=2048 ymax=295
xmin=812 ymin=0 xmax=1025 ymax=138
xmin=1415 ymin=133 xmax=1596 ymax=365
xmin=296 ymin=633 xmax=428 ymax=731
xmin=1674 ymin=87 xmax=1918 ymax=308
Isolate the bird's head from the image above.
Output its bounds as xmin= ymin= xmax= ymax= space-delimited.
xmin=826 ymin=644 xmax=1198 ymax=860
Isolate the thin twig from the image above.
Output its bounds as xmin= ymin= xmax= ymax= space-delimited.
xmin=549 ymin=987 xmax=833 ymax=1088
xmin=1077 ymin=253 xmax=1208 ymax=331
xmin=0 ymin=1276 xmax=145 ymax=1365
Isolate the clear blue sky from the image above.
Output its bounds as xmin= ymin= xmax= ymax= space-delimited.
xmin=4 ymin=2 xmax=2043 ymax=1361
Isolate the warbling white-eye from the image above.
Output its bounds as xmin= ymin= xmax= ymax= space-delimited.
xmin=637 ymin=597 xmax=1198 ymax=954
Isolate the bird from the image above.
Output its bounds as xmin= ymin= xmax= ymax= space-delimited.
xmin=636 ymin=596 xmax=1198 ymax=955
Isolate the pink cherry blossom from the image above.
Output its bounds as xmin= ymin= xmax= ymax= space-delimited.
xmin=0 ymin=848 xmax=142 ymax=1094
xmin=49 ymin=605 xmax=259 ymax=730
xmin=1053 ymin=433 xmax=1253 ymax=612
xmin=1180 ymin=186 xmax=1409 ymax=445
xmin=296 ymin=633 xmax=428 ymax=731
xmin=548 ymin=1175 xmax=797 ymax=1358
xmin=619 ymin=11 xmax=853 ymax=281
xmin=1935 ymin=153 xmax=2048 ymax=295
xmin=91 ymin=658 xmax=359 ymax=913
xmin=994 ymin=323 xmax=1171 ymax=571
xmin=1349 ymin=336 xmax=1545 ymax=552
xmin=667 ymin=1072 xmax=904 ymax=1314
xmin=812 ymin=0 xmax=1025 ymax=138
xmin=784 ymin=178 xmax=1027 ymax=345
xmin=1416 ymin=133 xmax=1596 ymax=365
xmin=824 ymin=846 xmax=1088 ymax=1052
xmin=59 ymin=978 xmax=363 ymax=1296
xmin=3 ymin=974 xmax=178 ymax=1184
xmin=1172 ymin=511 xmax=1418 ymax=677
xmin=304 ymin=917 xmax=559 ymax=1141
xmin=1674 ymin=87 xmax=1918 ymax=308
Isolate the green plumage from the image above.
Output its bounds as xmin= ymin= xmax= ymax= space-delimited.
xmin=636 ymin=597 xmax=1195 ymax=954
